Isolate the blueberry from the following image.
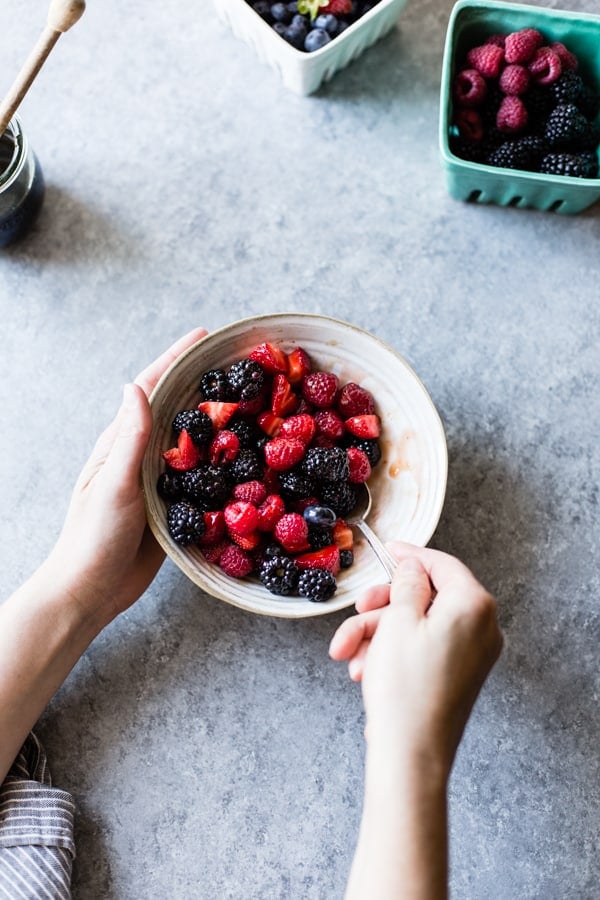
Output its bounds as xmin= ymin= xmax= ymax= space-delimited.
xmin=271 ymin=2 xmax=291 ymax=23
xmin=303 ymin=505 xmax=337 ymax=528
xmin=273 ymin=21 xmax=287 ymax=36
xmin=284 ymin=23 xmax=307 ymax=49
xmin=287 ymin=0 xmax=298 ymax=11
xmin=252 ymin=1 xmax=272 ymax=20
xmin=304 ymin=28 xmax=332 ymax=52
xmin=291 ymin=13 xmax=309 ymax=27
xmin=340 ymin=549 xmax=354 ymax=569
xmin=314 ymin=14 xmax=339 ymax=35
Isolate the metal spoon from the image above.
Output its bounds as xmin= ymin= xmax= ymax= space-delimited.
xmin=347 ymin=483 xmax=397 ymax=582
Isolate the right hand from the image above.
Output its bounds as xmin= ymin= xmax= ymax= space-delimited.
xmin=329 ymin=543 xmax=503 ymax=775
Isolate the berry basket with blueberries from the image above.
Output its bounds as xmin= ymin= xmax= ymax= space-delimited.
xmin=439 ymin=0 xmax=600 ymax=213
xmin=212 ymin=0 xmax=410 ymax=95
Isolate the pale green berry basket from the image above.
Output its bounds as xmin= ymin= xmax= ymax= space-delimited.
xmin=212 ymin=0 xmax=410 ymax=95
xmin=439 ymin=0 xmax=600 ymax=214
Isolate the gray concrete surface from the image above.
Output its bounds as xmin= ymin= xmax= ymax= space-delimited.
xmin=1 ymin=0 xmax=598 ymax=897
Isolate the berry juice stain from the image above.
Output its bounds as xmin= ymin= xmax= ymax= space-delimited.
xmin=0 ymin=127 xmax=45 ymax=248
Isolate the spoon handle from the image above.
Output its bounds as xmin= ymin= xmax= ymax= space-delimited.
xmin=355 ymin=520 xmax=397 ymax=582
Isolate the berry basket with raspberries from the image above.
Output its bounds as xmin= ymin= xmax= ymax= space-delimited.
xmin=439 ymin=1 xmax=600 ymax=214
xmin=212 ymin=0 xmax=411 ymax=95
xmin=142 ymin=314 xmax=448 ymax=619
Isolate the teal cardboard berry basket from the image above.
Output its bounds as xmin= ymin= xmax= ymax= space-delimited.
xmin=439 ymin=0 xmax=600 ymax=214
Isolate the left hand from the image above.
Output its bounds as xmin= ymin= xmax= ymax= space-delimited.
xmin=44 ymin=327 xmax=207 ymax=626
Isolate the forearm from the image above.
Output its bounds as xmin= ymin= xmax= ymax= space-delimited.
xmin=346 ymin=735 xmax=449 ymax=900
xmin=0 ymin=561 xmax=108 ymax=783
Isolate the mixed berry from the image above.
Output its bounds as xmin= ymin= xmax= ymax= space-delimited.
xmin=157 ymin=341 xmax=382 ymax=603
xmin=246 ymin=0 xmax=381 ymax=54
xmin=450 ymin=28 xmax=599 ymax=178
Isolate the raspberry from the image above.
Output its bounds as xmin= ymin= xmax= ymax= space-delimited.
xmin=201 ymin=539 xmax=229 ymax=564
xmin=218 ymin=544 xmax=253 ymax=578
xmin=336 ymin=382 xmax=376 ymax=418
xmin=279 ymin=413 xmax=316 ymax=444
xmin=346 ymin=447 xmax=371 ymax=483
xmin=167 ymin=501 xmax=206 ymax=546
xmin=258 ymin=555 xmax=299 ymax=596
xmin=232 ymin=480 xmax=267 ymax=505
xmin=230 ymin=530 xmax=261 ymax=551
xmin=499 ymin=64 xmax=530 ymax=96
xmin=453 ymin=69 xmax=487 ymax=107
xmin=454 ymin=108 xmax=484 ymax=142
xmin=274 ymin=513 xmax=309 ymax=553
xmin=298 ymin=567 xmax=337 ymax=602
xmin=504 ymin=28 xmax=543 ymax=65
xmin=528 ymin=47 xmax=562 ymax=86
xmin=209 ymin=430 xmax=240 ymax=466
xmin=466 ymin=43 xmax=504 ymax=79
xmin=486 ymin=34 xmax=506 ymax=49
xmin=346 ymin=437 xmax=382 ymax=467
xmin=313 ymin=409 xmax=345 ymax=441
xmin=199 ymin=510 xmax=226 ymax=545
xmin=550 ymin=42 xmax=579 ymax=72
xmin=496 ymin=95 xmax=528 ymax=134
xmin=263 ymin=436 xmax=306 ymax=472
xmin=237 ymin=393 xmax=267 ymax=417
xmin=224 ymin=500 xmax=259 ymax=536
xmin=319 ymin=0 xmax=351 ymax=14
xmin=256 ymin=494 xmax=286 ymax=532
xmin=301 ymin=372 xmax=339 ymax=408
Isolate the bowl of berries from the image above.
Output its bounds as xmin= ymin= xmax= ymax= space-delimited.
xmin=212 ymin=0 xmax=410 ymax=95
xmin=439 ymin=0 xmax=600 ymax=213
xmin=142 ymin=313 xmax=447 ymax=618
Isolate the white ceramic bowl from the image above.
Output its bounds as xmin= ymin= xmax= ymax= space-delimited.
xmin=142 ymin=313 xmax=447 ymax=618
xmin=212 ymin=0 xmax=411 ymax=95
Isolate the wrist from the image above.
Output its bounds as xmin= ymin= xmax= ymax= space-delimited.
xmin=365 ymin=722 xmax=451 ymax=792
xmin=36 ymin=554 xmax=116 ymax=636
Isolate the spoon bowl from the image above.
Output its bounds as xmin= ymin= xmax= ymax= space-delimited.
xmin=347 ymin=483 xmax=398 ymax=582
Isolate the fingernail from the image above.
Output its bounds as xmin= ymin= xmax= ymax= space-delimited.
xmin=398 ymin=557 xmax=425 ymax=574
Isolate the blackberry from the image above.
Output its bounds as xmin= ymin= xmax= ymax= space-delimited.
xmin=578 ymin=121 xmax=600 ymax=152
xmin=551 ymin=71 xmax=583 ymax=106
xmin=226 ymin=358 xmax=265 ymax=401
xmin=167 ymin=501 xmax=205 ymax=546
xmin=307 ymin=526 xmax=333 ymax=550
xmin=346 ymin=438 xmax=382 ymax=467
xmin=172 ymin=409 xmax=214 ymax=446
xmin=481 ymin=83 xmax=504 ymax=129
xmin=227 ymin=417 xmax=261 ymax=449
xmin=540 ymin=152 xmax=598 ymax=178
xmin=301 ymin=447 xmax=349 ymax=482
xmin=339 ymin=549 xmax=354 ymax=569
xmin=182 ymin=465 xmax=230 ymax=506
xmin=488 ymin=136 xmax=546 ymax=171
xmin=545 ymin=104 xmax=588 ymax=146
xmin=576 ymin=85 xmax=600 ymax=121
xmin=279 ymin=470 xmax=317 ymax=501
xmin=228 ymin=449 xmax=263 ymax=483
xmin=320 ymin=481 xmax=357 ymax=517
xmin=157 ymin=471 xmax=184 ymax=501
xmin=259 ymin=555 xmax=299 ymax=596
xmin=525 ymin=85 xmax=555 ymax=134
xmin=199 ymin=369 xmax=231 ymax=402
xmin=298 ymin=567 xmax=337 ymax=602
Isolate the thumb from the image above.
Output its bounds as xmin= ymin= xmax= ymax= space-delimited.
xmin=101 ymin=384 xmax=153 ymax=498
xmin=389 ymin=557 xmax=433 ymax=619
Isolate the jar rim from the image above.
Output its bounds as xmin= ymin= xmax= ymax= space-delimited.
xmin=0 ymin=117 xmax=27 ymax=191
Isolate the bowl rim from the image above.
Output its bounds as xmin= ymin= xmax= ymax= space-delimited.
xmin=438 ymin=0 xmax=600 ymax=186
xmin=143 ymin=312 xmax=449 ymax=618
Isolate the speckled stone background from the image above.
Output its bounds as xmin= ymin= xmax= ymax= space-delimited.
xmin=1 ymin=0 xmax=599 ymax=897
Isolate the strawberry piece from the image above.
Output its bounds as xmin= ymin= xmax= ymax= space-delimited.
xmin=314 ymin=409 xmax=345 ymax=441
xmin=219 ymin=544 xmax=253 ymax=578
xmin=224 ymin=500 xmax=259 ymax=537
xmin=271 ymin=374 xmax=298 ymax=417
xmin=257 ymin=411 xmax=284 ymax=437
xmin=332 ymin=519 xmax=353 ymax=551
xmin=230 ymin=530 xmax=261 ymax=551
xmin=345 ymin=414 xmax=380 ymax=439
xmin=301 ymin=372 xmax=339 ymax=408
xmin=256 ymin=494 xmax=286 ymax=532
xmin=263 ymin=437 xmax=306 ymax=472
xmin=198 ymin=511 xmax=226 ymax=546
xmin=233 ymin=480 xmax=267 ymax=505
xmin=248 ymin=342 xmax=288 ymax=374
xmin=286 ymin=347 xmax=312 ymax=385
xmin=209 ymin=430 xmax=240 ymax=466
xmin=201 ymin=539 xmax=230 ymax=564
xmin=197 ymin=401 xmax=239 ymax=429
xmin=274 ymin=512 xmax=310 ymax=553
xmin=295 ymin=546 xmax=341 ymax=576
xmin=279 ymin=413 xmax=316 ymax=444
xmin=162 ymin=429 xmax=201 ymax=471
xmin=346 ymin=446 xmax=372 ymax=483
xmin=337 ymin=382 xmax=376 ymax=418
xmin=311 ymin=434 xmax=335 ymax=449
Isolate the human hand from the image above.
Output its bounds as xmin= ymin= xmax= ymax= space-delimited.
xmin=44 ymin=327 xmax=207 ymax=627
xmin=329 ymin=543 xmax=503 ymax=776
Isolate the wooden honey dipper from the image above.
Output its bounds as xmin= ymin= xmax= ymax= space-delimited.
xmin=0 ymin=0 xmax=85 ymax=137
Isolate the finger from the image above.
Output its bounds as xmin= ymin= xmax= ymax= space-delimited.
xmin=389 ymin=557 xmax=433 ymax=619
xmin=100 ymin=384 xmax=153 ymax=500
xmin=355 ymin=583 xmax=391 ymax=614
xmin=348 ymin=639 xmax=370 ymax=682
xmin=135 ymin=327 xmax=208 ymax=398
xmin=388 ymin=541 xmax=486 ymax=596
xmin=329 ymin=609 xmax=383 ymax=661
